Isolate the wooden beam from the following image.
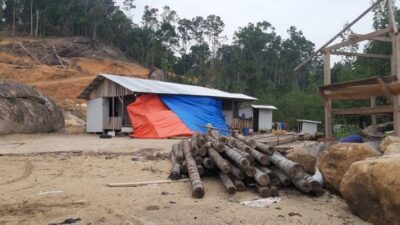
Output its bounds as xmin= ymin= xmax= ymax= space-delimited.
xmin=330 ymin=50 xmax=391 ymax=59
xmin=293 ymin=0 xmax=385 ymax=71
xmin=387 ymin=0 xmax=398 ymax=34
xmin=321 ymin=82 xmax=400 ymax=100
xmin=332 ymin=106 xmax=393 ymax=115
xmin=377 ymin=77 xmax=393 ymax=104
xmin=371 ymin=97 xmax=377 ymax=126
xmin=319 ymin=76 xmax=396 ymax=92
xmin=350 ymin=34 xmax=392 ymax=42
xmin=325 ymin=28 xmax=392 ymax=52
xmin=324 ymin=53 xmax=333 ymax=138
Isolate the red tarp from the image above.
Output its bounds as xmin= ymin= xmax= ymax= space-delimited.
xmin=127 ymin=94 xmax=193 ymax=138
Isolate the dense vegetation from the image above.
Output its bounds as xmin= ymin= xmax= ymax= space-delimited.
xmin=0 ymin=0 xmax=398 ymax=132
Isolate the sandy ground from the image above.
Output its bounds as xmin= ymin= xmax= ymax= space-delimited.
xmin=0 ymin=134 xmax=370 ymax=225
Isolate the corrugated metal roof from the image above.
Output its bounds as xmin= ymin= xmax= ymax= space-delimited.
xmin=251 ymin=105 xmax=277 ymax=110
xmin=78 ymin=74 xmax=257 ymax=101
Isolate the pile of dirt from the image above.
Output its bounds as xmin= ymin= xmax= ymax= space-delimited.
xmin=0 ymin=81 xmax=64 ymax=135
xmin=318 ymin=143 xmax=381 ymax=193
xmin=340 ymin=154 xmax=400 ymax=225
xmin=0 ymin=37 xmax=150 ymax=119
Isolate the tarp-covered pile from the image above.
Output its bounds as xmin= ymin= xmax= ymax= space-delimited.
xmin=127 ymin=94 xmax=229 ymax=138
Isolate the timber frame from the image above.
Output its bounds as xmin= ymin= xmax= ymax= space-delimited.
xmin=295 ymin=0 xmax=400 ymax=138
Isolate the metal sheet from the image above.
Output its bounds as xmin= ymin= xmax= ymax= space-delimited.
xmin=79 ymin=74 xmax=257 ymax=101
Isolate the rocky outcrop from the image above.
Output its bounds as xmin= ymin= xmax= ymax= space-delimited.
xmin=340 ymin=155 xmax=400 ymax=225
xmin=318 ymin=143 xmax=381 ymax=193
xmin=0 ymin=81 xmax=64 ymax=135
xmin=286 ymin=147 xmax=317 ymax=175
xmin=380 ymin=136 xmax=400 ymax=155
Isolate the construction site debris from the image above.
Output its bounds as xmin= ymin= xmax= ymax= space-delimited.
xmin=169 ymin=130 xmax=323 ymax=198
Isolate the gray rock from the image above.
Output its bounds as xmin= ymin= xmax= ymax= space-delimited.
xmin=0 ymin=81 xmax=64 ymax=135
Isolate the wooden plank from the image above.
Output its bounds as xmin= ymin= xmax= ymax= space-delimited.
xmin=350 ymin=34 xmax=392 ymax=42
xmin=371 ymin=96 xmax=377 ymax=126
xmin=330 ymin=51 xmax=391 ymax=59
xmin=377 ymin=77 xmax=393 ymax=104
xmin=107 ymin=179 xmax=190 ymax=187
xmin=293 ymin=0 xmax=384 ymax=71
xmin=319 ymin=76 xmax=396 ymax=92
xmin=332 ymin=106 xmax=393 ymax=115
xmin=325 ymin=28 xmax=392 ymax=52
xmin=387 ymin=0 xmax=398 ymax=34
xmin=324 ymin=53 xmax=333 ymax=138
xmin=392 ymin=33 xmax=400 ymax=135
xmin=323 ymin=82 xmax=400 ymax=100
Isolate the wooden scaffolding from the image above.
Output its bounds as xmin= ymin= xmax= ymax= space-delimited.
xmin=295 ymin=0 xmax=400 ymax=138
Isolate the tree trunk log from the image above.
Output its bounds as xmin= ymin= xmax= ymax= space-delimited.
xmin=198 ymin=146 xmax=208 ymax=157
xmin=227 ymin=162 xmax=245 ymax=180
xmin=232 ymin=178 xmax=246 ymax=192
xmin=182 ymin=139 xmax=204 ymax=198
xmin=175 ymin=142 xmax=184 ymax=164
xmin=224 ymin=146 xmax=250 ymax=167
xmin=254 ymin=168 xmax=270 ymax=186
xmin=257 ymin=185 xmax=271 ymax=198
xmin=219 ymin=172 xmax=236 ymax=195
xmin=203 ymin=157 xmax=216 ymax=169
xmin=197 ymin=133 xmax=207 ymax=146
xmin=255 ymin=142 xmax=274 ymax=155
xmin=249 ymin=148 xmax=270 ymax=165
xmin=270 ymin=186 xmax=280 ymax=197
xmin=206 ymin=135 xmax=226 ymax=152
xmin=195 ymin=156 xmax=203 ymax=165
xmin=208 ymin=147 xmax=230 ymax=173
xmin=233 ymin=133 xmax=257 ymax=148
xmin=190 ymin=132 xmax=199 ymax=155
xmin=272 ymin=169 xmax=291 ymax=186
xmin=168 ymin=148 xmax=181 ymax=180
xmin=270 ymin=152 xmax=304 ymax=178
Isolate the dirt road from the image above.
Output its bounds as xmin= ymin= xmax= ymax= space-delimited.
xmin=0 ymin=134 xmax=370 ymax=225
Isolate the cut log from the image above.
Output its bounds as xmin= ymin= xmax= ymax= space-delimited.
xmin=270 ymin=186 xmax=280 ymax=197
xmin=232 ymin=178 xmax=246 ymax=191
xmin=197 ymin=165 xmax=204 ymax=176
xmin=198 ymin=145 xmax=208 ymax=157
xmin=257 ymin=185 xmax=272 ymax=198
xmin=168 ymin=148 xmax=181 ymax=180
xmin=225 ymin=146 xmax=250 ymax=167
xmin=233 ymin=148 xmax=254 ymax=163
xmin=203 ymin=157 xmax=216 ymax=169
xmin=195 ymin=156 xmax=203 ymax=165
xmin=182 ymin=139 xmax=204 ymax=198
xmin=210 ymin=129 xmax=228 ymax=143
xmin=175 ymin=142 xmax=184 ymax=163
xmin=254 ymin=168 xmax=270 ymax=186
xmin=249 ymin=148 xmax=270 ymax=165
xmin=235 ymin=141 xmax=252 ymax=153
xmin=208 ymin=147 xmax=230 ymax=173
xmin=228 ymin=162 xmax=245 ymax=180
xmin=181 ymin=161 xmax=188 ymax=174
xmin=255 ymin=142 xmax=274 ymax=155
xmin=233 ymin=133 xmax=257 ymax=148
xmin=219 ymin=172 xmax=236 ymax=195
xmin=270 ymin=152 xmax=305 ymax=178
xmin=292 ymin=177 xmax=312 ymax=193
xmin=272 ymin=169 xmax=291 ymax=187
xmin=243 ymin=166 xmax=256 ymax=177
xmin=258 ymin=167 xmax=274 ymax=178
xmin=190 ymin=132 xmax=199 ymax=155
xmin=206 ymin=135 xmax=226 ymax=152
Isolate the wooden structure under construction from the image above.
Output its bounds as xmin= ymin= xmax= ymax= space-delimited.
xmin=295 ymin=0 xmax=400 ymax=138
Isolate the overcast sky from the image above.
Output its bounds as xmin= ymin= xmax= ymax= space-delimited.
xmin=115 ymin=0 xmax=385 ymax=64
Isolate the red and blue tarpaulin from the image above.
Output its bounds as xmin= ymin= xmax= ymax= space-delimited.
xmin=127 ymin=94 xmax=192 ymax=138
xmin=160 ymin=95 xmax=229 ymax=135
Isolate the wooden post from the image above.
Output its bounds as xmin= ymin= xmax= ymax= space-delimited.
xmin=324 ymin=52 xmax=333 ymax=138
xmin=392 ymin=34 xmax=400 ymax=135
xmin=371 ymin=96 xmax=377 ymax=127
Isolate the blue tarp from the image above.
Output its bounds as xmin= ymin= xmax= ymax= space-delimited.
xmin=160 ymin=95 xmax=229 ymax=135
xmin=339 ymin=134 xmax=364 ymax=143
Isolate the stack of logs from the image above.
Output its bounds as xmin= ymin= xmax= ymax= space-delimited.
xmin=169 ymin=130 xmax=323 ymax=198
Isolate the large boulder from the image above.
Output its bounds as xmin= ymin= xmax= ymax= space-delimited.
xmin=340 ymin=155 xmax=400 ymax=225
xmin=63 ymin=111 xmax=86 ymax=134
xmin=0 ymin=81 xmax=64 ymax=134
xmin=380 ymin=136 xmax=400 ymax=155
xmin=286 ymin=146 xmax=317 ymax=175
xmin=318 ymin=143 xmax=381 ymax=193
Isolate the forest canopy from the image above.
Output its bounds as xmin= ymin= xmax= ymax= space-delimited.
xmin=0 ymin=0 xmax=397 ymax=132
